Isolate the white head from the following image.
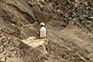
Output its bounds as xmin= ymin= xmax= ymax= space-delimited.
xmin=40 ymin=22 xmax=45 ymax=26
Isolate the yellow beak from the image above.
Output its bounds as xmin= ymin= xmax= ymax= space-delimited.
xmin=40 ymin=23 xmax=42 ymax=25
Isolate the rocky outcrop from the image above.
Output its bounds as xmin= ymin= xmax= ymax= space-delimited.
xmin=0 ymin=0 xmax=93 ymax=62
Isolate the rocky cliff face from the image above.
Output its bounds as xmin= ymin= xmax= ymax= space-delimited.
xmin=0 ymin=0 xmax=93 ymax=62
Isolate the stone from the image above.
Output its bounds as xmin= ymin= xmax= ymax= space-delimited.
xmin=1 ymin=57 xmax=6 ymax=62
xmin=6 ymin=57 xmax=24 ymax=62
xmin=39 ymin=0 xmax=45 ymax=3
xmin=11 ymin=0 xmax=36 ymax=20
xmin=0 ymin=46 xmax=4 ymax=53
xmin=89 ymin=17 xmax=93 ymax=19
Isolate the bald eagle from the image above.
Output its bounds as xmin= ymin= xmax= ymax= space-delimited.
xmin=40 ymin=22 xmax=46 ymax=41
